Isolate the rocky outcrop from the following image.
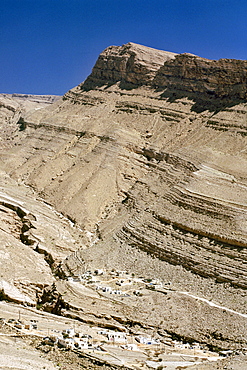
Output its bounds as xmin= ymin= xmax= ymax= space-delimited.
xmin=153 ymin=54 xmax=247 ymax=111
xmin=80 ymin=43 xmax=247 ymax=112
xmin=0 ymin=173 xmax=83 ymax=303
xmin=82 ymin=42 xmax=177 ymax=89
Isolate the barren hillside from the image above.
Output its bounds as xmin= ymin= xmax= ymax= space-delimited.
xmin=0 ymin=43 xmax=247 ymax=368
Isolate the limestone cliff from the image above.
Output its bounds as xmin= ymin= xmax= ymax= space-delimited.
xmin=82 ymin=42 xmax=177 ymax=89
xmin=153 ymin=54 xmax=247 ymax=112
xmin=82 ymin=43 xmax=247 ymax=109
xmin=0 ymin=43 xmax=247 ymax=349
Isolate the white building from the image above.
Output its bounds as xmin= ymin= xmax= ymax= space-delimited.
xmin=107 ymin=332 xmax=127 ymax=343
xmin=174 ymin=341 xmax=190 ymax=349
xmin=136 ymin=336 xmax=159 ymax=345
xmin=192 ymin=342 xmax=201 ymax=349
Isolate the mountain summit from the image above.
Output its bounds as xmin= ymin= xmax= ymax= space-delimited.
xmin=82 ymin=42 xmax=247 ymax=106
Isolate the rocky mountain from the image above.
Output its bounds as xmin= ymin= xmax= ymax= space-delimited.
xmin=0 ymin=42 xmax=247 ymax=364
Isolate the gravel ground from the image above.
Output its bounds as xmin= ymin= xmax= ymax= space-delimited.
xmin=189 ymin=354 xmax=247 ymax=370
xmin=0 ymin=325 xmax=58 ymax=370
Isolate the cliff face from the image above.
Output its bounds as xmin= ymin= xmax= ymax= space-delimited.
xmin=1 ymin=43 xmax=247 ymax=348
xmin=153 ymin=54 xmax=247 ymax=109
xmin=83 ymin=43 xmax=247 ymax=111
xmin=83 ymin=42 xmax=177 ymax=88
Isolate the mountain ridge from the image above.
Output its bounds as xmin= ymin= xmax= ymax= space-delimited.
xmin=80 ymin=43 xmax=247 ymax=108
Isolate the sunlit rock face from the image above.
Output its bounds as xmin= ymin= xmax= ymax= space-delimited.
xmin=82 ymin=42 xmax=247 ymax=108
xmin=82 ymin=42 xmax=177 ymax=88
xmin=153 ymin=54 xmax=247 ymax=98
xmin=0 ymin=43 xmax=247 ymax=349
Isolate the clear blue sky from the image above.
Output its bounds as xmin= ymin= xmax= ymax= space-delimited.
xmin=1 ymin=0 xmax=246 ymax=95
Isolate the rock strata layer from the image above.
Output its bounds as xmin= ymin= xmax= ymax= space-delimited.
xmin=83 ymin=42 xmax=177 ymax=89
xmin=82 ymin=43 xmax=247 ymax=111
xmin=153 ymin=55 xmax=247 ymax=100
xmin=0 ymin=43 xmax=247 ymax=350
